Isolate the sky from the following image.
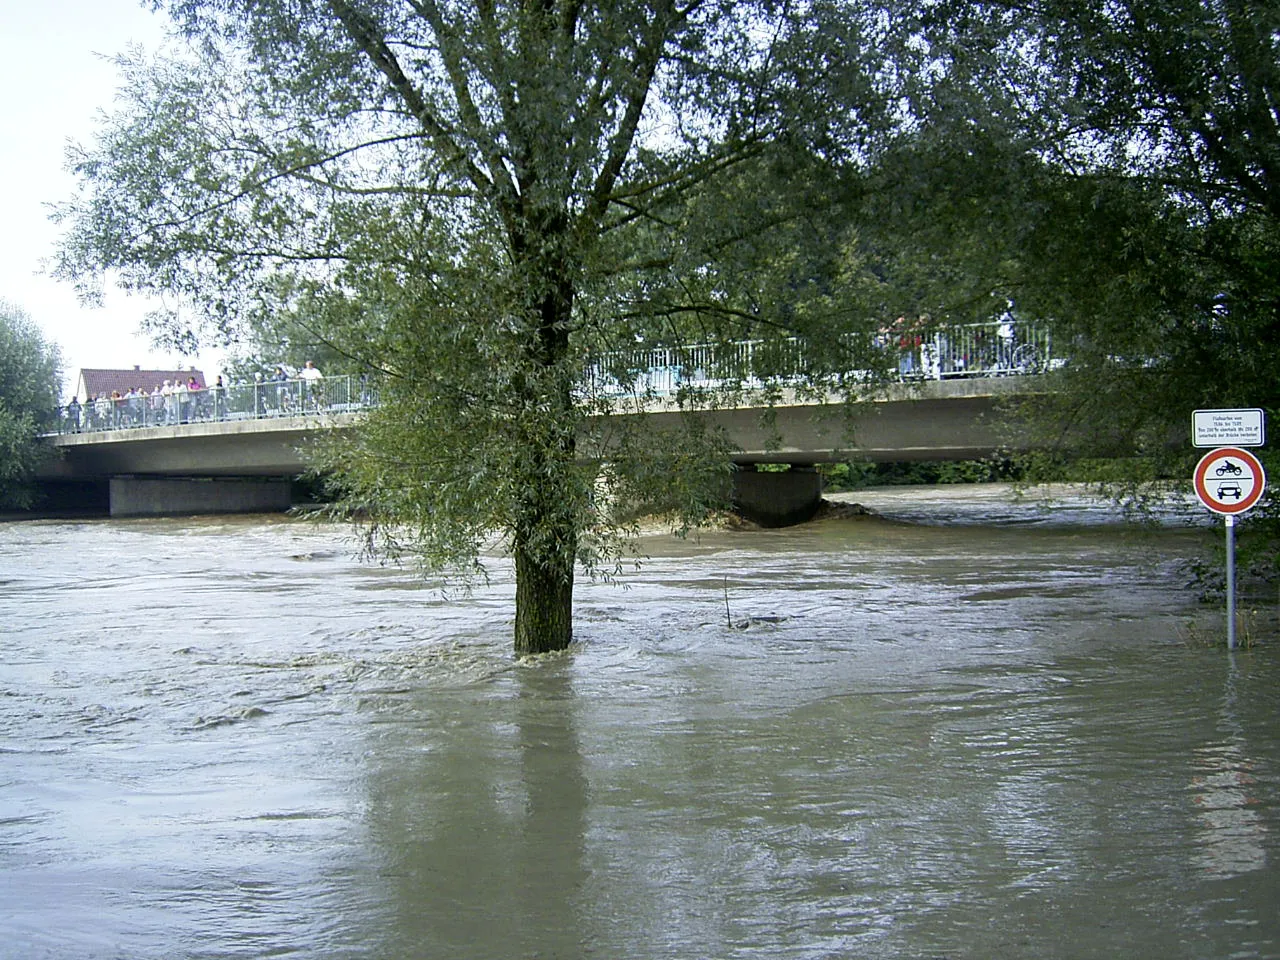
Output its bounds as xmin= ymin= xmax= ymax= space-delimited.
xmin=0 ymin=1 xmax=225 ymax=396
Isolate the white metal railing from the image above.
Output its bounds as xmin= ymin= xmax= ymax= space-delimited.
xmin=584 ymin=321 xmax=1058 ymax=396
xmin=56 ymin=374 xmax=379 ymax=435
xmin=914 ymin=321 xmax=1056 ymax=379
xmin=53 ymin=322 xmax=1057 ymax=435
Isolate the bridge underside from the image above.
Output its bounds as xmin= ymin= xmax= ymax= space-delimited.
xmin=624 ymin=390 xmax=1021 ymax=466
xmin=38 ymin=415 xmax=343 ymax=517
xmin=42 ymin=414 xmax=346 ymax=479
xmin=39 ymin=379 xmax=1034 ymax=520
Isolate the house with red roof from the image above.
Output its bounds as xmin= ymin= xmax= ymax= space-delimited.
xmin=75 ymin=366 xmax=206 ymax=402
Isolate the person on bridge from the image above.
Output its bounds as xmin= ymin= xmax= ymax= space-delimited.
xmin=271 ymin=366 xmax=290 ymax=414
xmin=211 ymin=375 xmax=227 ymax=420
xmin=161 ymin=380 xmax=177 ymax=425
xmin=126 ymin=386 xmax=143 ymax=426
xmin=95 ymin=393 xmax=111 ymax=430
xmin=175 ymin=378 xmax=190 ymax=424
xmin=150 ymin=384 xmax=165 ymax=426
xmin=997 ymin=311 xmax=1016 ymax=370
xmin=895 ymin=316 xmax=922 ymax=377
xmin=186 ymin=376 xmax=203 ymax=421
xmin=299 ymin=360 xmax=324 ymax=411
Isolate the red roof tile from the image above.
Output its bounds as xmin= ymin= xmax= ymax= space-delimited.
xmin=77 ymin=367 xmax=207 ymax=400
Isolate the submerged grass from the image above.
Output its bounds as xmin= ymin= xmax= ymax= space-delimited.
xmin=1178 ymin=609 xmax=1266 ymax=650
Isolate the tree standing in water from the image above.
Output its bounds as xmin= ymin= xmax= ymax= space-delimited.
xmin=56 ymin=1 xmax=901 ymax=653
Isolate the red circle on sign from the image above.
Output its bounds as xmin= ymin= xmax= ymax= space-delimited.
xmin=1194 ymin=447 xmax=1267 ymax=515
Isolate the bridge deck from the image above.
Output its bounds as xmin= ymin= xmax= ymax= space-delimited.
xmin=42 ymin=377 xmax=1039 ymax=479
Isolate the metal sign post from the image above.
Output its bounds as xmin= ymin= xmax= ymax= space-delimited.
xmin=1193 ymin=446 xmax=1266 ymax=651
xmin=1225 ymin=515 xmax=1236 ymax=650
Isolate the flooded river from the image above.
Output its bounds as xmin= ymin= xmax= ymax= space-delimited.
xmin=2 ymin=485 xmax=1278 ymax=959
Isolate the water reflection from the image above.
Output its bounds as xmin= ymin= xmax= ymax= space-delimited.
xmin=1190 ymin=739 xmax=1267 ymax=877
xmin=1190 ymin=658 xmax=1269 ymax=879
xmin=364 ymin=659 xmax=589 ymax=959
xmin=510 ymin=662 xmax=591 ymax=955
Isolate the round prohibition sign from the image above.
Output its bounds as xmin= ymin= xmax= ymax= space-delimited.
xmin=1194 ymin=446 xmax=1267 ymax=515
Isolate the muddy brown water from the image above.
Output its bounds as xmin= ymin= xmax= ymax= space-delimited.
xmin=2 ymin=485 xmax=1277 ymax=959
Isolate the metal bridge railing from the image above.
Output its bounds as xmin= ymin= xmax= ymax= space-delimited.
xmin=54 ymin=322 xmax=1057 ymax=436
xmin=56 ymin=374 xmax=379 ymax=436
xmin=585 ymin=338 xmax=812 ymax=395
xmin=584 ymin=321 xmax=1058 ymax=396
xmin=910 ymin=321 xmax=1055 ymax=380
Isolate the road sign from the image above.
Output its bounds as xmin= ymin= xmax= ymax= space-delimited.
xmin=1194 ymin=447 xmax=1266 ymax=515
xmin=1192 ymin=408 xmax=1266 ymax=447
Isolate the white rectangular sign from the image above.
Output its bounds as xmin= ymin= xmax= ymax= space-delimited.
xmin=1192 ymin=408 xmax=1266 ymax=447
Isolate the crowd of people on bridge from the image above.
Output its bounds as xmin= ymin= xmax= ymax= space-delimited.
xmin=887 ymin=313 xmax=1027 ymax=379
xmin=67 ymin=375 xmax=226 ymax=432
xmin=62 ymin=361 xmax=334 ymax=433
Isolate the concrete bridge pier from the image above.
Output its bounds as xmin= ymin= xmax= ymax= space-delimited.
xmin=108 ymin=476 xmax=293 ymax=518
xmin=731 ymin=465 xmax=823 ymax=528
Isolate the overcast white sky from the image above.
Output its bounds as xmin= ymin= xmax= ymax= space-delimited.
xmin=0 ymin=0 xmax=226 ymax=395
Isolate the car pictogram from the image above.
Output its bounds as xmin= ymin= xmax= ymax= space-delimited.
xmin=1216 ymin=482 xmax=1244 ymax=500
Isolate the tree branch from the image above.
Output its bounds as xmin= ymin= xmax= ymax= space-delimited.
xmin=583 ymin=1 xmax=684 ymax=224
xmin=408 ymin=0 xmax=524 ymax=213
xmin=325 ymin=0 xmax=507 ymax=217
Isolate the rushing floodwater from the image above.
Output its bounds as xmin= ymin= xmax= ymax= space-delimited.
xmin=2 ymin=485 xmax=1278 ymax=960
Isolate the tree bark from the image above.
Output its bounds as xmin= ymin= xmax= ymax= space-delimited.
xmin=511 ymin=262 xmax=579 ymax=656
xmin=513 ymin=528 xmax=576 ymax=655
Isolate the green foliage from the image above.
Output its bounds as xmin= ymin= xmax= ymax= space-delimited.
xmin=222 ymin=309 xmax=362 ymax=382
xmin=0 ymin=301 xmax=63 ymax=509
xmin=851 ymin=0 xmax=1280 ymax=578
xmin=54 ymin=1 xmax=915 ymax=651
xmin=819 ymin=457 xmax=1025 ymax=491
xmin=817 ymin=455 xmax=1162 ymax=492
xmin=817 ymin=461 xmax=876 ymax=491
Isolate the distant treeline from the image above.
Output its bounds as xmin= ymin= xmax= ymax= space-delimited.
xmin=818 ymin=456 xmax=1167 ymax=491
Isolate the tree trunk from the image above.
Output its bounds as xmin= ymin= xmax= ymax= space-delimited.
xmin=509 ymin=218 xmax=579 ymax=656
xmin=513 ymin=531 xmax=576 ymax=655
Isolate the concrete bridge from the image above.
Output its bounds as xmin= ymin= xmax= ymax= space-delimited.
xmin=40 ymin=375 xmax=1038 ymax=523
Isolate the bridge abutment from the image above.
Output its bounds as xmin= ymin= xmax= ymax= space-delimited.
xmin=109 ymin=477 xmax=293 ymax=518
xmin=731 ymin=465 xmax=823 ymax=528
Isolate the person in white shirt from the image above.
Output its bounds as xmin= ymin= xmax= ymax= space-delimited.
xmin=161 ymin=380 xmax=177 ymax=425
xmin=299 ymin=360 xmax=324 ymax=410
